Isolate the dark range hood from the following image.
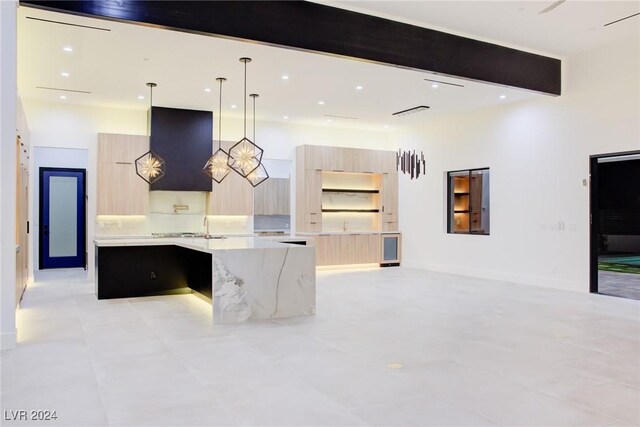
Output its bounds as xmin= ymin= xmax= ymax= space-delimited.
xmin=149 ymin=106 xmax=213 ymax=191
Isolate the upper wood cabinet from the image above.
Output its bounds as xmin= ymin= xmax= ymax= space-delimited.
xmin=207 ymin=171 xmax=254 ymax=215
xmin=254 ymin=178 xmax=290 ymax=215
xmin=297 ymin=145 xmax=393 ymax=173
xmin=97 ymin=133 xmax=149 ymax=215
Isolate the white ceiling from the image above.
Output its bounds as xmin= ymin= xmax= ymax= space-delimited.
xmin=17 ymin=2 xmax=638 ymax=130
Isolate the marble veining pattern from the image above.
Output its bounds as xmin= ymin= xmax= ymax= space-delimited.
xmin=213 ymin=246 xmax=315 ymax=323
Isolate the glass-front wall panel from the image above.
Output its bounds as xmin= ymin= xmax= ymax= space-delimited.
xmin=448 ymin=168 xmax=490 ymax=235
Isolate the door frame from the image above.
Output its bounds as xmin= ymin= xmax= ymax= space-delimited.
xmin=589 ymin=149 xmax=640 ymax=293
xmin=38 ymin=167 xmax=87 ymax=269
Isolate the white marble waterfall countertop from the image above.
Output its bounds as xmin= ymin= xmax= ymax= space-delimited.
xmin=95 ymin=234 xmax=316 ymax=324
xmin=94 ymin=235 xmax=311 ymax=253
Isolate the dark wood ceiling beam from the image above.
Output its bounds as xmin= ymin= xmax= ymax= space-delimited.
xmin=20 ymin=0 xmax=561 ymax=95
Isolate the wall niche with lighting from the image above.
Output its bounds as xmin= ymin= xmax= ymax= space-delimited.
xmin=321 ymin=171 xmax=382 ymax=232
xmin=295 ymin=145 xmax=398 ymax=233
xmin=447 ymin=168 xmax=490 ymax=235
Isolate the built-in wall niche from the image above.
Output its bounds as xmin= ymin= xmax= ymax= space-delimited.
xmin=321 ymin=171 xmax=382 ymax=232
xmin=447 ymin=168 xmax=490 ymax=235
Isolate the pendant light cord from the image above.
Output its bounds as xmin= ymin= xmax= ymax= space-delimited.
xmin=243 ymin=60 xmax=247 ymax=138
xmin=253 ymin=94 xmax=256 ymax=141
xmin=219 ymin=78 xmax=223 ymax=150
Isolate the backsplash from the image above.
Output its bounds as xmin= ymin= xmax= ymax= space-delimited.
xmin=96 ymin=191 xmax=252 ymax=236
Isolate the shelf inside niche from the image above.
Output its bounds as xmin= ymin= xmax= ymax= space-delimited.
xmin=322 ymin=209 xmax=380 ymax=213
xmin=322 ymin=188 xmax=379 ymax=194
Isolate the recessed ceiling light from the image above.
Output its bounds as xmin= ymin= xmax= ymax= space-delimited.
xmin=431 ymin=84 xmax=438 ymax=89
xmin=384 ymin=125 xmax=389 ymax=129
xmin=204 ymin=88 xmax=211 ymax=93
xmin=59 ymin=95 xmax=67 ymax=100
xmin=63 ymin=46 xmax=73 ymax=52
xmin=499 ymin=95 xmax=506 ymax=99
xmin=231 ymin=104 xmax=237 ymax=109
xmin=283 ymin=115 xmax=289 ymax=119
xmin=318 ymin=101 xmax=325 ymax=105
xmin=281 ymin=75 xmax=289 ymax=80
xmin=138 ymin=95 xmax=144 ymax=100
xmin=326 ymin=119 xmax=332 ymax=123
xmin=355 ymin=85 xmax=363 ymax=90
xmin=61 ymin=72 xmax=70 ymax=77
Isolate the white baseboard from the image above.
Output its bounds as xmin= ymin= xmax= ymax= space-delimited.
xmin=403 ymin=260 xmax=584 ymax=293
xmin=1 ymin=330 xmax=17 ymax=350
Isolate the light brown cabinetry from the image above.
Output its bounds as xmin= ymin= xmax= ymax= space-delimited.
xmin=315 ymin=233 xmax=382 ymax=266
xmin=207 ymin=171 xmax=254 ymax=215
xmin=296 ymin=145 xmax=398 ymax=233
xmin=254 ymin=178 xmax=289 ymax=215
xmin=16 ymin=135 xmax=29 ymax=306
xmin=97 ymin=133 xmax=149 ymax=215
xmin=381 ymin=173 xmax=398 ymax=231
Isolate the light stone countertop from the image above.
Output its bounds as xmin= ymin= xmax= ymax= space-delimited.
xmin=94 ymin=235 xmax=312 ymax=253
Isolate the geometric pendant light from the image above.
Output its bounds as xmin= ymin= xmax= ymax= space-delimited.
xmin=246 ymin=93 xmax=269 ymax=187
xmin=135 ymin=82 xmax=166 ymax=184
xmin=203 ymin=77 xmax=232 ymax=184
xmin=227 ymin=57 xmax=263 ymax=177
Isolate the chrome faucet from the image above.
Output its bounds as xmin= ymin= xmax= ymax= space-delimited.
xmin=203 ymin=216 xmax=209 ymax=238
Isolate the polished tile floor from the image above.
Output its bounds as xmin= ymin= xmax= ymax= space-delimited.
xmin=2 ymin=268 xmax=639 ymax=426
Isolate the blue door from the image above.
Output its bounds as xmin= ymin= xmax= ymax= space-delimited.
xmin=40 ymin=168 xmax=86 ymax=269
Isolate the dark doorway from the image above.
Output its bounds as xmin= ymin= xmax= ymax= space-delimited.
xmin=590 ymin=151 xmax=640 ymax=300
xmin=39 ymin=168 xmax=86 ymax=269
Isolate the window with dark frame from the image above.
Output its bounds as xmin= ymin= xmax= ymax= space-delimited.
xmin=447 ymin=168 xmax=490 ymax=235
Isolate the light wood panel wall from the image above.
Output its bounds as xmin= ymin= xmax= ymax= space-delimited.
xmin=97 ymin=133 xmax=150 ymax=215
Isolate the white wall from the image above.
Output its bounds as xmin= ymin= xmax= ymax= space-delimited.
xmin=1 ymin=0 xmax=18 ymax=350
xmin=393 ymin=37 xmax=640 ymax=293
xmin=24 ymin=101 xmax=147 ymax=283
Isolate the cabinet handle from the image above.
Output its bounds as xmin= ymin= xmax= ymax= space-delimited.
xmin=116 ymin=162 xmax=133 ymax=165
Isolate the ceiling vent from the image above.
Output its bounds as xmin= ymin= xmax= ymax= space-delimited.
xmin=604 ymin=12 xmax=640 ymax=27
xmin=26 ymin=16 xmax=111 ymax=32
xmin=538 ymin=0 xmax=566 ymax=14
xmin=36 ymin=86 xmax=91 ymax=94
xmin=392 ymin=106 xmax=430 ymax=117
xmin=424 ymin=78 xmax=464 ymax=88
xmin=324 ymin=114 xmax=359 ymax=120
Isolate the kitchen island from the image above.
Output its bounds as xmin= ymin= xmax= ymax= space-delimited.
xmin=94 ymin=236 xmax=315 ymax=323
